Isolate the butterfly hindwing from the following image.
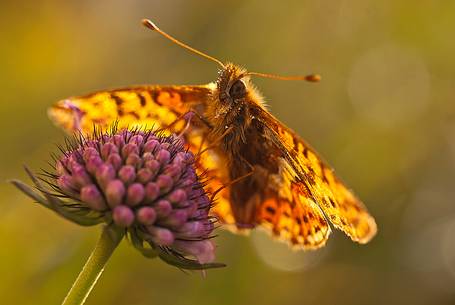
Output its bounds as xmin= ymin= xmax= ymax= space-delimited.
xmin=257 ymin=185 xmax=331 ymax=249
xmin=258 ymin=109 xmax=377 ymax=244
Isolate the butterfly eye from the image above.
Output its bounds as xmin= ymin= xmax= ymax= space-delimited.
xmin=229 ymin=80 xmax=247 ymax=99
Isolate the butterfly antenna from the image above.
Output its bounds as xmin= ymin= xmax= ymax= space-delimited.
xmin=142 ymin=19 xmax=225 ymax=68
xmin=245 ymin=71 xmax=321 ymax=82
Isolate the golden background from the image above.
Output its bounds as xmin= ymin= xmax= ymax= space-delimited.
xmin=1 ymin=1 xmax=454 ymax=304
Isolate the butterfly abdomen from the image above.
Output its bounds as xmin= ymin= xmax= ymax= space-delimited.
xmin=222 ymin=120 xmax=283 ymax=226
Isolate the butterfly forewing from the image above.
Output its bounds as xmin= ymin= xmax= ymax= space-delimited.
xmin=48 ymin=85 xmax=211 ymax=134
xmin=48 ymin=84 xmax=237 ymax=229
xmin=258 ymin=108 xmax=377 ymax=243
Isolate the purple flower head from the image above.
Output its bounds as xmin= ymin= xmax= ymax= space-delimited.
xmin=12 ymin=127 xmax=224 ymax=270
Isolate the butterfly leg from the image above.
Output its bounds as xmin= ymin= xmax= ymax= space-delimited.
xmin=197 ymin=126 xmax=234 ymax=157
xmin=185 ymin=110 xmax=213 ymax=129
xmin=238 ymin=154 xmax=255 ymax=172
xmin=155 ymin=109 xmax=212 ymax=135
xmin=158 ymin=109 xmax=216 ymax=155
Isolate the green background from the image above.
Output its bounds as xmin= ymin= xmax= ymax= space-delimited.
xmin=1 ymin=1 xmax=454 ymax=305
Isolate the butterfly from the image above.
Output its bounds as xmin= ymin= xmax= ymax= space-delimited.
xmin=48 ymin=19 xmax=377 ymax=249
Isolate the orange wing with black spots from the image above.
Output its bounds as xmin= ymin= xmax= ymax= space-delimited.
xmin=257 ymin=185 xmax=331 ymax=249
xmin=48 ymin=84 xmax=237 ymax=227
xmin=259 ymin=109 xmax=377 ymax=244
xmin=48 ymin=85 xmax=214 ymax=133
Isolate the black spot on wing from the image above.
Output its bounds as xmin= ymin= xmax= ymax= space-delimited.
xmin=137 ymin=92 xmax=147 ymax=107
xmin=110 ymin=93 xmax=123 ymax=106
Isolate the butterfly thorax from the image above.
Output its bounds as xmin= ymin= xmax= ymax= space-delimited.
xmin=204 ymin=64 xmax=279 ymax=224
xmin=206 ymin=64 xmax=265 ymax=148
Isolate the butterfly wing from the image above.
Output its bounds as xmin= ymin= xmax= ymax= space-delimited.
xmin=256 ymin=165 xmax=332 ymax=249
xmin=257 ymin=108 xmax=377 ymax=244
xmin=48 ymin=84 xmax=237 ymax=227
xmin=48 ymin=85 xmax=214 ymax=133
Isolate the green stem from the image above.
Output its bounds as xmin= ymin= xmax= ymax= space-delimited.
xmin=62 ymin=225 xmax=124 ymax=305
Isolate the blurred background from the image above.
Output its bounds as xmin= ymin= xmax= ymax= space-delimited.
xmin=1 ymin=1 xmax=454 ymax=304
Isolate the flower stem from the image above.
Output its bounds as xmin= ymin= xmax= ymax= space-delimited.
xmin=62 ymin=225 xmax=124 ymax=305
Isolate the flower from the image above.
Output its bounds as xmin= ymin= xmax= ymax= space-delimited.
xmin=12 ymin=127 xmax=224 ymax=270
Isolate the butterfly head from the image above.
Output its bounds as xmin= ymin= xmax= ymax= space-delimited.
xmin=207 ymin=63 xmax=265 ymax=128
xmin=216 ymin=64 xmax=254 ymax=105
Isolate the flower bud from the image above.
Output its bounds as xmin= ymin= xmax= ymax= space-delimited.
xmin=168 ymin=189 xmax=187 ymax=204
xmin=126 ymin=153 xmax=142 ymax=168
xmin=95 ymin=163 xmax=116 ymax=189
xmin=157 ymin=174 xmax=173 ymax=193
xmin=85 ymin=155 xmax=103 ymax=175
xmin=156 ymin=149 xmax=171 ymax=165
xmin=136 ymin=207 xmax=156 ymax=225
xmin=101 ymin=142 xmax=119 ymax=160
xmin=113 ymin=205 xmax=134 ymax=227
xmin=137 ymin=168 xmax=153 ymax=184
xmin=126 ymin=183 xmax=145 ymax=206
xmin=72 ymin=164 xmax=92 ymax=187
xmin=118 ymin=165 xmax=136 ymax=184
xmin=80 ymin=184 xmax=106 ymax=211
xmin=107 ymin=153 xmax=122 ymax=170
xmin=105 ymin=179 xmax=125 ymax=208
xmin=16 ymin=128 xmax=220 ymax=269
xmin=143 ymin=139 xmax=160 ymax=153
xmin=147 ymin=226 xmax=174 ymax=246
xmin=155 ymin=200 xmax=172 ymax=218
xmin=145 ymin=182 xmax=160 ymax=202
xmin=121 ymin=143 xmax=139 ymax=158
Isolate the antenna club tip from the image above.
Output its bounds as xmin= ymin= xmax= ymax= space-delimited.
xmin=306 ymin=74 xmax=321 ymax=82
xmin=142 ymin=19 xmax=158 ymax=31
